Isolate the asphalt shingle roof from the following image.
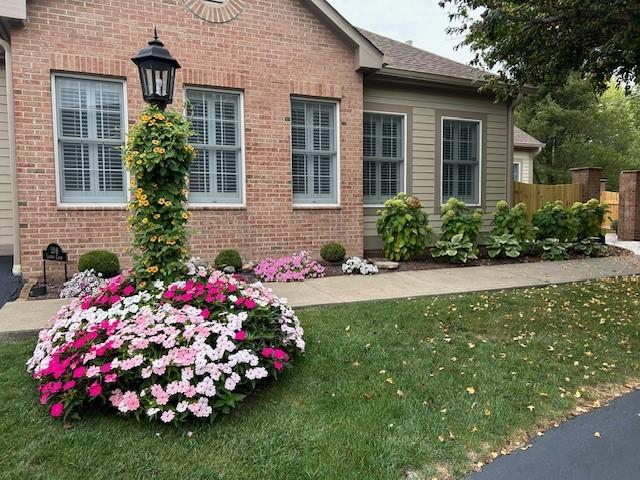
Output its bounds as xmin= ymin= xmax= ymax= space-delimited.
xmin=514 ymin=126 xmax=545 ymax=149
xmin=358 ymin=28 xmax=491 ymax=82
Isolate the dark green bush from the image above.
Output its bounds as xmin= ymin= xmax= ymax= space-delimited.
xmin=532 ymin=201 xmax=577 ymax=242
xmin=440 ymin=198 xmax=484 ymax=243
xmin=215 ymin=249 xmax=243 ymax=271
xmin=376 ymin=193 xmax=433 ymax=261
xmin=78 ymin=251 xmax=121 ymax=278
xmin=320 ymin=242 xmax=346 ymax=263
xmin=571 ymin=199 xmax=608 ymax=240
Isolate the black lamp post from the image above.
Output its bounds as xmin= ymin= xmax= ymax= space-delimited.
xmin=132 ymin=29 xmax=181 ymax=110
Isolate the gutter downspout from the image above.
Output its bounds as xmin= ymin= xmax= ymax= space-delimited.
xmin=0 ymin=37 xmax=20 ymax=276
xmin=507 ymin=93 xmax=524 ymax=206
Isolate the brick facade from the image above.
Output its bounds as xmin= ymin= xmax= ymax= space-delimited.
xmin=619 ymin=171 xmax=640 ymax=241
xmin=10 ymin=0 xmax=365 ymax=278
xmin=571 ymin=167 xmax=602 ymax=203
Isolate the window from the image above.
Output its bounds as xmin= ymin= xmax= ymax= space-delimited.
xmin=291 ymin=99 xmax=338 ymax=205
xmin=54 ymin=76 xmax=126 ymax=204
xmin=186 ymin=89 xmax=243 ymax=204
xmin=363 ymin=112 xmax=404 ymax=205
xmin=442 ymin=118 xmax=481 ymax=205
xmin=513 ymin=162 xmax=521 ymax=182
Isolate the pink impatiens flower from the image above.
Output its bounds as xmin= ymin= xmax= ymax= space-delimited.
xmin=261 ymin=347 xmax=274 ymax=358
xmin=50 ymin=403 xmax=64 ymax=418
xmin=274 ymin=361 xmax=284 ymax=372
xmin=72 ymin=366 xmax=86 ymax=378
xmin=234 ymin=330 xmax=247 ymax=341
xmin=88 ymin=382 xmax=102 ymax=398
xmin=123 ymin=285 xmax=135 ymax=296
xmin=160 ymin=410 xmax=175 ymax=423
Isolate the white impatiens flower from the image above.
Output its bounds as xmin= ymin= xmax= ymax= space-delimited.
xmin=342 ymin=257 xmax=379 ymax=276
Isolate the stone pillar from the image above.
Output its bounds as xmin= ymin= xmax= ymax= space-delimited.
xmin=571 ymin=167 xmax=603 ymax=202
xmin=619 ymin=171 xmax=640 ymax=241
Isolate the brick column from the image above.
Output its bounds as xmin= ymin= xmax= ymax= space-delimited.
xmin=600 ymin=179 xmax=607 ymax=193
xmin=619 ymin=171 xmax=640 ymax=241
xmin=571 ymin=167 xmax=603 ymax=202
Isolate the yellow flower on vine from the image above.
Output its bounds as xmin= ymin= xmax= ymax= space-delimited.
xmin=141 ymin=114 xmax=151 ymax=122
xmin=158 ymin=198 xmax=166 ymax=205
xmin=154 ymin=113 xmax=166 ymax=121
xmin=150 ymin=236 xmax=157 ymax=242
xmin=139 ymin=281 xmax=147 ymax=289
xmin=127 ymin=215 xmax=134 ymax=222
xmin=142 ymin=218 xmax=149 ymax=224
xmin=164 ymin=201 xmax=173 ymax=207
xmin=166 ymin=122 xmax=174 ymax=127
xmin=153 ymin=214 xmax=161 ymax=220
xmin=181 ymin=212 xmax=189 ymax=220
xmin=146 ymin=266 xmax=159 ymax=274
xmin=152 ymin=139 xmax=160 ymax=146
xmin=130 ymin=180 xmax=137 ymax=188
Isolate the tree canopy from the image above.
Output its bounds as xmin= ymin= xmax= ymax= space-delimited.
xmin=516 ymin=74 xmax=640 ymax=188
xmin=440 ymin=0 xmax=640 ymax=97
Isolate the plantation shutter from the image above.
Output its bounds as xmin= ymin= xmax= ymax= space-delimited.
xmin=363 ymin=113 xmax=404 ymax=205
xmin=291 ymin=100 xmax=338 ymax=204
xmin=441 ymin=119 xmax=480 ymax=205
xmin=186 ymin=89 xmax=243 ymax=204
xmin=56 ymin=77 xmax=126 ymax=203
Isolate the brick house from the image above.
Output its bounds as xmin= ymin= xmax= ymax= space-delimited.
xmin=0 ymin=0 xmax=522 ymax=278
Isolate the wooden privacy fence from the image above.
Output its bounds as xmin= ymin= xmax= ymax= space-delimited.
xmin=513 ymin=182 xmax=583 ymax=218
xmin=601 ymin=190 xmax=619 ymax=231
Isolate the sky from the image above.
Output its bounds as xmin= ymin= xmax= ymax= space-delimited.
xmin=328 ymin=0 xmax=475 ymax=66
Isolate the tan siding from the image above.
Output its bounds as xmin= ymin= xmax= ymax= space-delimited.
xmin=363 ymin=82 xmax=509 ymax=248
xmin=0 ymin=63 xmax=13 ymax=250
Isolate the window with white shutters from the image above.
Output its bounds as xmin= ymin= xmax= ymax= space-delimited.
xmin=186 ymin=89 xmax=243 ymax=204
xmin=442 ymin=118 xmax=481 ymax=205
xmin=55 ymin=76 xmax=126 ymax=204
xmin=291 ymin=100 xmax=338 ymax=205
xmin=363 ymin=113 xmax=404 ymax=205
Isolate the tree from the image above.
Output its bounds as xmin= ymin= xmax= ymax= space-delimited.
xmin=516 ymin=74 xmax=640 ymax=188
xmin=440 ymin=0 xmax=640 ymax=97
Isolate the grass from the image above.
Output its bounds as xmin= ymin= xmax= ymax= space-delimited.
xmin=1 ymin=276 xmax=640 ymax=480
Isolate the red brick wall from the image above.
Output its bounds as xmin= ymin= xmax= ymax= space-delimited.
xmin=619 ymin=171 xmax=640 ymax=241
xmin=10 ymin=0 xmax=364 ymax=278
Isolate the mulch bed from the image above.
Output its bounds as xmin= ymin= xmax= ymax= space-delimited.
xmin=28 ymin=245 xmax=632 ymax=300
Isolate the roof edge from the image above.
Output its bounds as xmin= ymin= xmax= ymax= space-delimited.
xmin=299 ymin=0 xmax=384 ymax=71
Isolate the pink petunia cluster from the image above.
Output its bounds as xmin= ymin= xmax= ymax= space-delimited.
xmin=253 ymin=251 xmax=325 ymax=283
xmin=27 ymin=265 xmax=305 ymax=424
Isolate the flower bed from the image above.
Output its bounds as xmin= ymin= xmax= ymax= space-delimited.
xmin=253 ymin=251 xmax=325 ymax=283
xmin=27 ymin=262 xmax=305 ymax=424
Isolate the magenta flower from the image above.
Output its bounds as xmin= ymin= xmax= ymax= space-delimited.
xmin=62 ymin=380 xmax=76 ymax=391
xmin=274 ymin=361 xmax=284 ymax=372
xmin=50 ymin=403 xmax=64 ymax=418
xmin=244 ymin=299 xmax=257 ymax=310
xmin=261 ymin=347 xmax=274 ymax=358
xmin=88 ymin=382 xmax=102 ymax=398
xmin=235 ymin=331 xmax=247 ymax=341
xmin=123 ymin=285 xmax=135 ymax=296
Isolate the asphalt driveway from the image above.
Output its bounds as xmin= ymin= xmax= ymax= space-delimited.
xmin=0 ymin=256 xmax=20 ymax=308
xmin=468 ymin=390 xmax=640 ymax=480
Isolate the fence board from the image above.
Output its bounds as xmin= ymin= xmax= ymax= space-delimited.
xmin=601 ymin=190 xmax=619 ymax=231
xmin=513 ymin=182 xmax=583 ymax=218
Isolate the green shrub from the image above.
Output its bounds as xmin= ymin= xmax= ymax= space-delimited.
xmin=572 ymin=237 xmax=608 ymax=257
xmin=78 ymin=251 xmax=121 ymax=278
xmin=431 ymin=233 xmax=479 ymax=264
xmin=532 ymin=201 xmax=577 ymax=242
xmin=486 ymin=234 xmax=523 ymax=259
xmin=320 ymin=242 xmax=346 ymax=263
xmin=376 ymin=193 xmax=433 ymax=261
xmin=491 ymin=201 xmax=534 ymax=243
xmin=610 ymin=219 xmax=619 ymax=234
xmin=215 ymin=249 xmax=243 ymax=271
xmin=536 ymin=238 xmax=570 ymax=261
xmin=440 ymin=198 xmax=484 ymax=242
xmin=570 ymin=199 xmax=608 ymax=240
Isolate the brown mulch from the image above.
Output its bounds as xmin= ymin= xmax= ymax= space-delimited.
xmin=28 ymin=245 xmax=632 ymax=299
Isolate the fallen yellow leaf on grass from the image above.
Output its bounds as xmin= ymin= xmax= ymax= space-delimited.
xmin=466 ymin=387 xmax=476 ymax=395
xmin=594 ymin=432 xmax=602 ymax=438
xmin=385 ymin=377 xmax=395 ymax=384
xmin=527 ymin=405 xmax=535 ymax=412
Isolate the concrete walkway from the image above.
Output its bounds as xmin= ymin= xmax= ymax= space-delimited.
xmin=1 ymin=256 xmax=639 ymax=339
xmin=607 ymin=233 xmax=640 ymax=256
xmin=468 ymin=389 xmax=640 ymax=480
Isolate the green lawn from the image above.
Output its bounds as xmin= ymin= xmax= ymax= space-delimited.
xmin=1 ymin=277 xmax=639 ymax=480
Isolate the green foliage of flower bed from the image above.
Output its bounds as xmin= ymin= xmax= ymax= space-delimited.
xmin=532 ymin=201 xmax=577 ymax=242
xmin=571 ymin=199 xmax=608 ymax=240
xmin=376 ymin=194 xmax=433 ymax=261
xmin=491 ymin=201 xmax=534 ymax=243
xmin=77 ymin=251 xmax=120 ymax=279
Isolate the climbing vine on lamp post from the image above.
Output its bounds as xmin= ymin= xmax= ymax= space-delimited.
xmin=124 ymin=105 xmax=195 ymax=286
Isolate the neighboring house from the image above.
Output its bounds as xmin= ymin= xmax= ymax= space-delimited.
xmin=0 ymin=0 xmax=523 ymax=277
xmin=513 ymin=126 xmax=544 ymax=184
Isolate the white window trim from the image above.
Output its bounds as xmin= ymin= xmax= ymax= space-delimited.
xmin=363 ymin=110 xmax=408 ymax=208
xmin=291 ymin=96 xmax=341 ymax=209
xmin=513 ymin=160 xmax=522 ymax=182
xmin=183 ymin=86 xmax=247 ymax=209
xmin=52 ymin=73 xmax=130 ymax=207
xmin=440 ymin=115 xmax=483 ymax=207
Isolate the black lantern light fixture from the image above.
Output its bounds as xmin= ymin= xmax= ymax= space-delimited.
xmin=132 ymin=28 xmax=181 ymax=110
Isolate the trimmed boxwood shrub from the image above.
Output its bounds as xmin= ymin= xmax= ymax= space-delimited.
xmin=215 ymin=249 xmax=243 ymax=271
xmin=320 ymin=242 xmax=346 ymax=263
xmin=78 ymin=251 xmax=121 ymax=279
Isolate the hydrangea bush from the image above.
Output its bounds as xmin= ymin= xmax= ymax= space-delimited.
xmin=253 ymin=251 xmax=325 ymax=283
xmin=27 ymin=262 xmax=305 ymax=424
xmin=60 ymin=270 xmax=108 ymax=299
